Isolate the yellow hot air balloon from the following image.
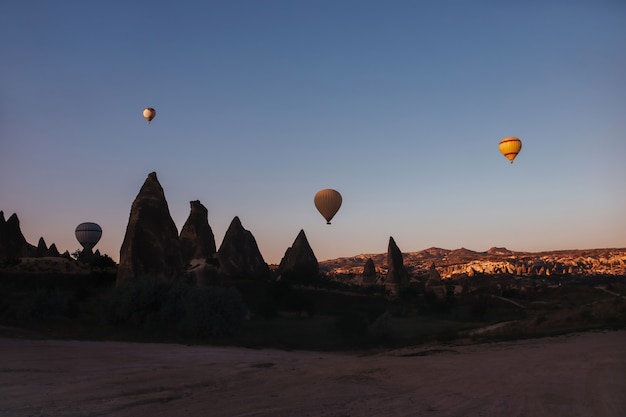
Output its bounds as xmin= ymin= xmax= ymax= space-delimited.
xmin=314 ymin=189 xmax=342 ymax=224
xmin=499 ymin=137 xmax=522 ymax=163
xmin=143 ymin=107 xmax=156 ymax=124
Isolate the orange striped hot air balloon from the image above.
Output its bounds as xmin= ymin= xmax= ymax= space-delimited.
xmin=143 ymin=107 xmax=156 ymax=124
xmin=499 ymin=137 xmax=522 ymax=163
xmin=314 ymin=189 xmax=342 ymax=224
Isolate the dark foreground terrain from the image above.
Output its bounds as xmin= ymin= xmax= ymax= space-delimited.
xmin=1 ymin=258 xmax=625 ymax=350
xmin=2 ymin=330 xmax=625 ymax=417
xmin=1 ymin=260 xmax=626 ymax=416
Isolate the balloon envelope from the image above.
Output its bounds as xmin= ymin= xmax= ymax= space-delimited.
xmin=314 ymin=189 xmax=342 ymax=224
xmin=143 ymin=107 xmax=156 ymax=123
xmin=75 ymin=222 xmax=102 ymax=251
xmin=499 ymin=137 xmax=522 ymax=163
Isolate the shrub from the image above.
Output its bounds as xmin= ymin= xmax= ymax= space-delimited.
xmin=369 ymin=311 xmax=394 ymax=342
xmin=17 ymin=288 xmax=74 ymax=320
xmin=92 ymin=254 xmax=117 ymax=268
xmin=177 ymin=287 xmax=248 ymax=337
xmin=333 ymin=311 xmax=369 ymax=340
xmin=101 ymin=277 xmax=247 ymax=338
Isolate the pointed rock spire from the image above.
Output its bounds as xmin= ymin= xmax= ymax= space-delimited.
xmin=179 ymin=200 xmax=217 ymax=266
xmin=277 ymin=229 xmax=319 ymax=283
xmin=116 ymin=172 xmax=183 ymax=284
xmin=426 ymin=262 xmax=441 ymax=285
xmin=35 ymin=237 xmax=48 ymax=257
xmin=385 ymin=236 xmax=409 ymax=295
xmin=217 ymin=216 xmax=269 ymax=279
xmin=48 ymin=243 xmax=60 ymax=257
xmin=361 ymin=257 xmax=377 ymax=285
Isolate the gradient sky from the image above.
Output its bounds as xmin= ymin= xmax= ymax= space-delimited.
xmin=2 ymin=1 xmax=625 ymax=264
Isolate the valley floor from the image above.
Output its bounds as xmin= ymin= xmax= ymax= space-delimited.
xmin=1 ymin=330 xmax=625 ymax=417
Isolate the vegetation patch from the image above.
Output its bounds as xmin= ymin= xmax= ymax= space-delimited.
xmin=1 ymin=264 xmax=625 ymax=350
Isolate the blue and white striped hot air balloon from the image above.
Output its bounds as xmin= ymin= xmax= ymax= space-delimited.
xmin=75 ymin=222 xmax=102 ymax=251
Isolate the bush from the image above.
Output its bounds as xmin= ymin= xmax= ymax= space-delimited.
xmin=102 ymin=277 xmax=248 ymax=338
xmin=369 ymin=311 xmax=394 ymax=342
xmin=177 ymin=287 xmax=248 ymax=337
xmin=333 ymin=311 xmax=369 ymax=340
xmin=18 ymin=288 xmax=74 ymax=320
xmin=92 ymin=254 xmax=117 ymax=268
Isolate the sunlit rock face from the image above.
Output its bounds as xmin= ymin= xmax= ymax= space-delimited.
xmin=321 ymin=246 xmax=626 ymax=281
xmin=217 ymin=216 xmax=270 ymax=280
xmin=179 ymin=200 xmax=217 ymax=266
xmin=384 ymin=237 xmax=409 ymax=296
xmin=0 ymin=212 xmax=36 ymax=258
xmin=116 ymin=172 xmax=184 ymax=285
xmin=277 ymin=229 xmax=319 ymax=283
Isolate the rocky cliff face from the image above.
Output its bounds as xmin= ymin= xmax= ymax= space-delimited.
xmin=116 ymin=172 xmax=184 ymax=284
xmin=217 ymin=216 xmax=269 ymax=279
xmin=277 ymin=229 xmax=319 ymax=283
xmin=179 ymin=200 xmax=217 ymax=266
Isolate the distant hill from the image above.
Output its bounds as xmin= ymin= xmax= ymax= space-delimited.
xmin=319 ymin=247 xmax=626 ymax=278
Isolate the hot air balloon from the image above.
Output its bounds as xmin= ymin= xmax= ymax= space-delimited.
xmin=499 ymin=137 xmax=522 ymax=163
xmin=75 ymin=222 xmax=102 ymax=251
xmin=143 ymin=107 xmax=156 ymax=124
xmin=314 ymin=189 xmax=342 ymax=224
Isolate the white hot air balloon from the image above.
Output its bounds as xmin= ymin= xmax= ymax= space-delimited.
xmin=75 ymin=222 xmax=102 ymax=251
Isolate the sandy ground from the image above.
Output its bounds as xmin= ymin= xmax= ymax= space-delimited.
xmin=1 ymin=330 xmax=625 ymax=417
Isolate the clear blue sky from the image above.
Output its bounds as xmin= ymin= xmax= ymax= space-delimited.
xmin=2 ymin=1 xmax=625 ymax=264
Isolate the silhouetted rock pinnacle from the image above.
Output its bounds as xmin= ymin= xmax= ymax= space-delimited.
xmin=385 ymin=236 xmax=409 ymax=295
xmin=0 ymin=212 xmax=36 ymax=258
xmin=425 ymin=262 xmax=446 ymax=299
xmin=217 ymin=216 xmax=269 ymax=279
xmin=116 ymin=172 xmax=184 ymax=284
xmin=277 ymin=229 xmax=319 ymax=283
xmin=35 ymin=237 xmax=48 ymax=257
xmin=179 ymin=200 xmax=217 ymax=266
xmin=48 ymin=243 xmax=60 ymax=257
xmin=361 ymin=257 xmax=377 ymax=285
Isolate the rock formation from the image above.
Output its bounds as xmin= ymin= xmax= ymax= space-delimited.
xmin=179 ymin=200 xmax=220 ymax=286
xmin=384 ymin=237 xmax=409 ymax=295
xmin=179 ymin=200 xmax=217 ymax=266
xmin=35 ymin=237 xmax=48 ymax=257
xmin=48 ymin=243 xmax=60 ymax=257
xmin=277 ymin=229 xmax=319 ymax=283
xmin=0 ymin=212 xmax=36 ymax=258
xmin=360 ymin=257 xmax=377 ymax=285
xmin=425 ymin=262 xmax=446 ymax=299
xmin=116 ymin=172 xmax=184 ymax=284
xmin=217 ymin=216 xmax=269 ymax=280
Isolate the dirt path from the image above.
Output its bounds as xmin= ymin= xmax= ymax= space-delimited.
xmin=1 ymin=330 xmax=625 ymax=417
